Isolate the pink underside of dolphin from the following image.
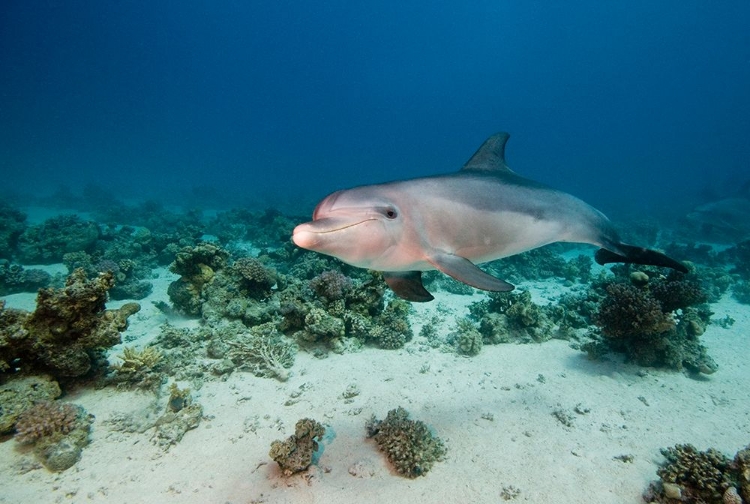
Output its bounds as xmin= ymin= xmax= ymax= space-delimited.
xmin=293 ymin=132 xmax=687 ymax=302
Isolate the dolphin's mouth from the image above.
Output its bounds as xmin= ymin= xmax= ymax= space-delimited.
xmin=296 ymin=216 xmax=375 ymax=234
xmin=292 ymin=217 xmax=375 ymax=249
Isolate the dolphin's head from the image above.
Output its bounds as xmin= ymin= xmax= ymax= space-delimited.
xmin=292 ymin=186 xmax=404 ymax=269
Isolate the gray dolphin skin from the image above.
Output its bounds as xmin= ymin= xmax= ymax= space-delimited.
xmin=292 ymin=133 xmax=688 ymax=302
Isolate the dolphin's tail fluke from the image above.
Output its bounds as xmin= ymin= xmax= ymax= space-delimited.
xmin=595 ymin=244 xmax=688 ymax=273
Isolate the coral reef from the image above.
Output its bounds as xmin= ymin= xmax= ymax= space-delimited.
xmin=483 ymin=245 xmax=592 ymax=285
xmin=309 ymin=269 xmax=353 ymax=301
xmin=16 ymin=214 xmax=100 ymax=264
xmin=167 ymin=243 xmax=229 ymax=315
xmin=367 ymin=299 xmax=413 ymax=349
xmin=452 ymin=317 xmax=483 ymax=356
xmin=644 ymin=443 xmax=750 ymax=504
xmin=226 ymin=323 xmax=297 ymax=381
xmin=15 ymin=400 xmax=81 ymax=444
xmin=0 ymin=204 xmax=26 ymax=259
xmin=277 ymin=270 xmax=412 ymax=353
xmin=194 ymin=254 xmax=283 ymax=327
xmin=207 ymin=207 xmax=297 ymax=248
xmin=0 ymin=260 xmax=52 ymax=296
xmin=0 ymin=269 xmax=140 ymax=378
xmin=595 ymin=283 xmax=675 ymax=338
xmin=109 ymin=346 xmax=165 ymax=390
xmin=232 ymin=257 xmax=277 ymax=299
xmin=0 ymin=374 xmax=61 ymax=434
xmin=366 ymin=406 xmax=446 ymax=478
xmin=735 ymin=445 xmax=750 ymax=502
xmin=14 ymin=400 xmax=93 ymax=471
xmin=732 ymin=281 xmax=750 ymax=305
xmin=470 ymin=290 xmax=554 ymax=344
xmin=549 ymin=288 xmax=601 ymax=335
xmin=650 ymin=277 xmax=708 ymax=313
xmin=269 ymin=418 xmax=326 ymax=476
xmin=585 ymin=274 xmax=715 ymax=374
xmin=719 ymin=239 xmax=750 ymax=280
xmin=92 ymin=257 xmax=153 ymax=300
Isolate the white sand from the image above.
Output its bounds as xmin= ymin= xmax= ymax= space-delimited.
xmin=1 ymin=273 xmax=749 ymax=504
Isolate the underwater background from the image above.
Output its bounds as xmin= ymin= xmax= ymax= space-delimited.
xmin=2 ymin=0 xmax=749 ymax=216
xmin=2 ymin=2 xmax=750 ymax=504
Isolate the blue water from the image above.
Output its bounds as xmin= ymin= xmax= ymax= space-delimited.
xmin=1 ymin=1 xmax=749 ymax=219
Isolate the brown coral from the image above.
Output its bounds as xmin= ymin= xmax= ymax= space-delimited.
xmin=366 ymin=407 xmax=446 ymax=478
xmin=309 ymin=270 xmax=353 ymax=301
xmin=595 ymin=283 xmax=674 ymax=338
xmin=0 ymin=269 xmax=140 ymax=378
xmin=650 ymin=277 xmax=708 ymax=313
xmin=646 ymin=444 xmax=739 ymax=504
xmin=232 ymin=257 xmax=276 ymax=298
xmin=167 ymin=243 xmax=230 ymax=314
xmin=269 ymin=418 xmax=325 ymax=476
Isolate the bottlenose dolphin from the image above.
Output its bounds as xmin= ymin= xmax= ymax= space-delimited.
xmin=293 ymin=133 xmax=687 ymax=302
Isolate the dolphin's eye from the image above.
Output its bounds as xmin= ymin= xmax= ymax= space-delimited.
xmin=385 ymin=209 xmax=398 ymax=219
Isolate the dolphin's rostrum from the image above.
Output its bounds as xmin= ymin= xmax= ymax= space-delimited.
xmin=293 ymin=133 xmax=687 ymax=302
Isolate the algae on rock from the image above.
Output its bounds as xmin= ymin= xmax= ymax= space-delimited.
xmin=269 ymin=418 xmax=326 ymax=476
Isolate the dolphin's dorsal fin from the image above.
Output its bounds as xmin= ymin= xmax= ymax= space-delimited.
xmin=461 ymin=132 xmax=513 ymax=173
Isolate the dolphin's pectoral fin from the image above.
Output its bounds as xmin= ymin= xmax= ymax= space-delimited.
xmin=382 ymin=271 xmax=435 ymax=302
xmin=595 ymin=244 xmax=688 ymax=273
xmin=428 ymin=253 xmax=515 ymax=292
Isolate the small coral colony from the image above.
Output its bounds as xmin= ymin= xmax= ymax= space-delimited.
xmin=1 ymin=199 xmax=750 ymax=501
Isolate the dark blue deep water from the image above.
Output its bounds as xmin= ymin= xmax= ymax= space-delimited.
xmin=2 ymin=1 xmax=749 ymax=219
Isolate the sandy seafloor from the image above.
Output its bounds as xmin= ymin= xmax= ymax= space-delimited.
xmin=1 ymin=241 xmax=749 ymax=504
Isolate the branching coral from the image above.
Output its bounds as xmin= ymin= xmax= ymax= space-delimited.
xmin=0 ymin=375 xmax=61 ymax=434
xmin=366 ymin=406 xmax=446 ymax=478
xmin=226 ymin=325 xmax=297 ymax=381
xmin=114 ymin=346 xmax=163 ymax=370
xmin=14 ymin=400 xmax=82 ymax=444
xmin=13 ymin=399 xmax=93 ymax=472
xmin=109 ymin=346 xmax=165 ymax=390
